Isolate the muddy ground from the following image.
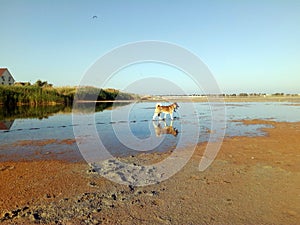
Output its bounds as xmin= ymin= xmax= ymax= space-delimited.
xmin=0 ymin=120 xmax=299 ymax=224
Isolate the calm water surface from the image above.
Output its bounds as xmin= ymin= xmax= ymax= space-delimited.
xmin=0 ymin=102 xmax=299 ymax=161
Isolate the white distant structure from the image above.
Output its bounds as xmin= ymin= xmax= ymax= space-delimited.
xmin=0 ymin=68 xmax=15 ymax=85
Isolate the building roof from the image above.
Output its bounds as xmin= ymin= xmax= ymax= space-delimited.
xmin=0 ymin=68 xmax=8 ymax=77
xmin=0 ymin=120 xmax=14 ymax=130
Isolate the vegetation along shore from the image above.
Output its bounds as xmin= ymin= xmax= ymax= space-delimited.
xmin=0 ymin=80 xmax=137 ymax=106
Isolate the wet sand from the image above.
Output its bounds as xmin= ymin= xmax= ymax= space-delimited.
xmin=0 ymin=120 xmax=299 ymax=224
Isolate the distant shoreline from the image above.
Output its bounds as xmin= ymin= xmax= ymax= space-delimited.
xmin=139 ymin=95 xmax=300 ymax=102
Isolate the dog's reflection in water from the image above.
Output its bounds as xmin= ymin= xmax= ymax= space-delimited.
xmin=152 ymin=120 xmax=179 ymax=137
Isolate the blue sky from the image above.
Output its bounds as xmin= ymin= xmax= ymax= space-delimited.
xmin=0 ymin=0 xmax=299 ymax=94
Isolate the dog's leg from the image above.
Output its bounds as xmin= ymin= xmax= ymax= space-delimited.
xmin=158 ymin=113 xmax=163 ymax=120
xmin=152 ymin=121 xmax=161 ymax=137
xmin=164 ymin=113 xmax=167 ymax=120
xmin=170 ymin=113 xmax=173 ymax=120
xmin=152 ymin=113 xmax=158 ymax=120
xmin=170 ymin=120 xmax=174 ymax=127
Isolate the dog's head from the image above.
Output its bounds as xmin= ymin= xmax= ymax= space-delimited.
xmin=173 ymin=102 xmax=179 ymax=111
xmin=173 ymin=128 xmax=179 ymax=137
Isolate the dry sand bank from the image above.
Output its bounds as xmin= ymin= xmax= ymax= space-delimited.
xmin=0 ymin=120 xmax=299 ymax=224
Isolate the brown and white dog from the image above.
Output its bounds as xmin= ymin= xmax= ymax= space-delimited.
xmin=152 ymin=102 xmax=179 ymax=120
xmin=152 ymin=120 xmax=178 ymax=137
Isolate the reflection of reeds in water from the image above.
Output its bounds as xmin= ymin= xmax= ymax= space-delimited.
xmin=0 ymin=105 xmax=70 ymax=120
xmin=102 ymin=102 xmax=133 ymax=110
xmin=72 ymin=102 xmax=132 ymax=113
xmin=0 ymin=101 xmax=134 ymax=121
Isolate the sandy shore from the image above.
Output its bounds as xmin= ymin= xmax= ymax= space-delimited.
xmin=0 ymin=120 xmax=299 ymax=224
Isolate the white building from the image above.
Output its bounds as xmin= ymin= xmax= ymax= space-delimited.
xmin=0 ymin=68 xmax=15 ymax=85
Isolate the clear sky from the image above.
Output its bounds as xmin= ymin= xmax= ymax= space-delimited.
xmin=0 ymin=0 xmax=299 ymax=94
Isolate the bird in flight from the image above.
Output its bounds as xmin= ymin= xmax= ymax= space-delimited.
xmin=92 ymin=16 xmax=98 ymax=19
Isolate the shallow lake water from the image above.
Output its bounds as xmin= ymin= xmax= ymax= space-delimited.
xmin=0 ymin=102 xmax=299 ymax=161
